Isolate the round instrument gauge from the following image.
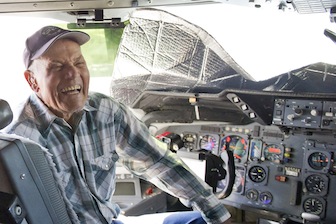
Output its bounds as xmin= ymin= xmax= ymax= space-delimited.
xmin=199 ymin=134 xmax=218 ymax=152
xmin=248 ymin=165 xmax=267 ymax=183
xmin=220 ymin=135 xmax=247 ymax=161
xmin=305 ymin=174 xmax=327 ymax=194
xmin=246 ymin=189 xmax=258 ymax=201
xmin=259 ymin=191 xmax=273 ymax=205
xmin=303 ymin=198 xmax=324 ymax=215
xmin=263 ymin=144 xmax=283 ymax=163
xmin=308 ymin=152 xmax=329 ymax=170
xmin=182 ymin=133 xmax=197 ymax=150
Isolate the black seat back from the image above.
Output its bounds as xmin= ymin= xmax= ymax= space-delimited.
xmin=0 ymin=99 xmax=75 ymax=224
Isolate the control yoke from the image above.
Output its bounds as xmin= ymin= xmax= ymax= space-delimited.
xmin=203 ymin=150 xmax=235 ymax=199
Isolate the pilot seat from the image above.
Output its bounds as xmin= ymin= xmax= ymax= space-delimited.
xmin=0 ymin=99 xmax=76 ymax=224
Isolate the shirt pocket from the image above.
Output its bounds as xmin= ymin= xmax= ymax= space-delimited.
xmin=91 ymin=151 xmax=119 ymax=171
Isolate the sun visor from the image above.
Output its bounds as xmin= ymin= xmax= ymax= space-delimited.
xmin=110 ymin=8 xmax=252 ymax=106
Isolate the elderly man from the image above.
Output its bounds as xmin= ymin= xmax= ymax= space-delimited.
xmin=4 ymin=26 xmax=232 ymax=224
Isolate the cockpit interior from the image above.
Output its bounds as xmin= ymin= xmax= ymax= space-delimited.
xmin=1 ymin=1 xmax=336 ymax=224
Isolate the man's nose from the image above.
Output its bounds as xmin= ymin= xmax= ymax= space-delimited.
xmin=64 ymin=65 xmax=79 ymax=78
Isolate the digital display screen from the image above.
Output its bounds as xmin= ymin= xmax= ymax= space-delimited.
xmin=114 ymin=182 xmax=136 ymax=196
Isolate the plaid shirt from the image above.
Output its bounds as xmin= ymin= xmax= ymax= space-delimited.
xmin=4 ymin=92 xmax=230 ymax=224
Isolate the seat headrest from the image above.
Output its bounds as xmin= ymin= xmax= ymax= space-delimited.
xmin=0 ymin=99 xmax=13 ymax=130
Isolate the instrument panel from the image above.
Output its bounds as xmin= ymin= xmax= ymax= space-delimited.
xmin=153 ymin=97 xmax=336 ymax=223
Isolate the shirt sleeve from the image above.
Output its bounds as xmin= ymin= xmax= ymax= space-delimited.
xmin=113 ymin=101 xmax=231 ymax=224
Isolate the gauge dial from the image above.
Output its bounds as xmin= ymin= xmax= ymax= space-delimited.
xmin=199 ymin=134 xmax=218 ymax=153
xmin=308 ymin=152 xmax=329 ymax=170
xmin=305 ymin=174 xmax=327 ymax=194
xmin=303 ymin=198 xmax=324 ymax=215
xmin=259 ymin=191 xmax=273 ymax=205
xmin=182 ymin=133 xmax=197 ymax=150
xmin=248 ymin=166 xmax=267 ymax=183
xmin=220 ymin=135 xmax=247 ymax=162
xmin=246 ymin=189 xmax=258 ymax=201
xmin=263 ymin=144 xmax=283 ymax=163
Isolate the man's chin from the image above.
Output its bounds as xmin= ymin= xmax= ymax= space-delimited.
xmin=69 ymin=102 xmax=85 ymax=112
xmin=62 ymin=99 xmax=86 ymax=113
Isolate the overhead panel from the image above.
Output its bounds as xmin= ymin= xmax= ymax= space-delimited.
xmin=0 ymin=0 xmax=334 ymax=14
xmin=0 ymin=0 xmax=220 ymax=13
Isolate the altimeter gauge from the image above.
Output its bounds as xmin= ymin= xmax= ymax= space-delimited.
xmin=305 ymin=174 xmax=328 ymax=195
xmin=303 ymin=198 xmax=324 ymax=215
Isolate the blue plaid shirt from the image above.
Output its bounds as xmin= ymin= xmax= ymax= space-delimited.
xmin=4 ymin=92 xmax=230 ymax=224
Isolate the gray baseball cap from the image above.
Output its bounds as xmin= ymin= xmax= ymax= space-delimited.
xmin=23 ymin=26 xmax=90 ymax=68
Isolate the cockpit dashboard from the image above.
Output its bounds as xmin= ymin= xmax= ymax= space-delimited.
xmin=142 ymin=89 xmax=336 ymax=224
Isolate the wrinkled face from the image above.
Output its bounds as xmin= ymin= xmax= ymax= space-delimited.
xmin=26 ymin=39 xmax=90 ymax=121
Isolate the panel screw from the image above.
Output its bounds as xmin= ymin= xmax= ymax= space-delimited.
xmin=15 ymin=205 xmax=22 ymax=216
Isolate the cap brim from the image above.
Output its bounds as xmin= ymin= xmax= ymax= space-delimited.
xmin=31 ymin=31 xmax=90 ymax=60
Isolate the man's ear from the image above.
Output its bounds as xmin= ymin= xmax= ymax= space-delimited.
xmin=24 ymin=70 xmax=39 ymax=92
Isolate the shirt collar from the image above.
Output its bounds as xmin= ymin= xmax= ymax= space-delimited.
xmin=30 ymin=93 xmax=57 ymax=125
xmin=29 ymin=93 xmax=97 ymax=132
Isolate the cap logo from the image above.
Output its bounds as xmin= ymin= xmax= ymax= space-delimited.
xmin=41 ymin=26 xmax=63 ymax=37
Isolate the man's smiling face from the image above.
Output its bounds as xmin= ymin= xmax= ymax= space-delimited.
xmin=27 ymin=38 xmax=90 ymax=121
